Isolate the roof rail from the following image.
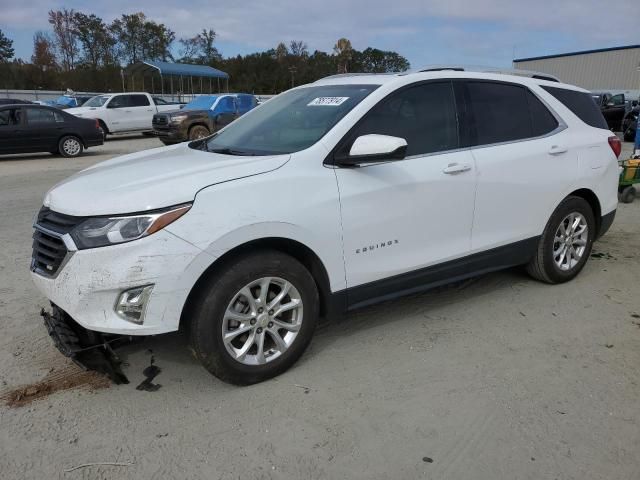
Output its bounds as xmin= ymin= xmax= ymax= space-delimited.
xmin=317 ymin=72 xmax=396 ymax=81
xmin=415 ymin=65 xmax=561 ymax=82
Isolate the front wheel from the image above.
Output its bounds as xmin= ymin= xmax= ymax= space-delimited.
xmin=58 ymin=136 xmax=84 ymax=158
xmin=189 ymin=250 xmax=319 ymax=385
xmin=188 ymin=125 xmax=210 ymax=140
xmin=526 ymin=196 xmax=595 ymax=284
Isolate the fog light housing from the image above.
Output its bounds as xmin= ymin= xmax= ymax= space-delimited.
xmin=115 ymin=285 xmax=154 ymax=324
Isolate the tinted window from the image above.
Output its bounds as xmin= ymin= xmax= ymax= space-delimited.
xmin=130 ymin=95 xmax=150 ymax=107
xmin=218 ymin=97 xmax=236 ymax=113
xmin=526 ymin=91 xmax=559 ymax=137
xmin=355 ymin=82 xmax=459 ymax=156
xmin=108 ymin=95 xmax=128 ymax=108
xmin=610 ymin=94 xmax=624 ymax=106
xmin=466 ymin=81 xmax=532 ymax=145
xmin=542 ymin=86 xmax=608 ymax=129
xmin=0 ymin=108 xmax=22 ymax=126
xmin=26 ymin=108 xmax=64 ymax=125
xmin=153 ymin=97 xmax=168 ymax=105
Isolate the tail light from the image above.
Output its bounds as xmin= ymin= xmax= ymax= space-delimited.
xmin=95 ymin=119 xmax=101 ymax=130
xmin=608 ymin=136 xmax=621 ymax=159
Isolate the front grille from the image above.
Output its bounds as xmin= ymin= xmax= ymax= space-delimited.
xmin=153 ymin=115 xmax=169 ymax=126
xmin=32 ymin=207 xmax=83 ymax=276
xmin=32 ymin=230 xmax=68 ymax=275
xmin=37 ymin=207 xmax=83 ymax=234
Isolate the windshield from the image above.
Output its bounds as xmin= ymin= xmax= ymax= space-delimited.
xmin=56 ymin=96 xmax=75 ymax=106
xmin=185 ymin=96 xmax=218 ymax=110
xmin=203 ymin=85 xmax=378 ymax=155
xmin=83 ymin=95 xmax=111 ymax=107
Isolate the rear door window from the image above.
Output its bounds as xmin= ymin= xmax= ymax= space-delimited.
xmin=353 ymin=81 xmax=459 ymax=156
xmin=130 ymin=95 xmax=150 ymax=107
xmin=0 ymin=108 xmax=22 ymax=126
xmin=541 ymin=86 xmax=608 ymax=129
xmin=465 ymin=81 xmax=532 ymax=145
xmin=26 ymin=108 xmax=64 ymax=125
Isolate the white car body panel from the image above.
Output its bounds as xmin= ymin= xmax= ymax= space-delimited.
xmin=31 ymin=71 xmax=619 ymax=336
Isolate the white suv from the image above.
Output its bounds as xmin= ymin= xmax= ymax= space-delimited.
xmin=32 ymin=68 xmax=620 ymax=384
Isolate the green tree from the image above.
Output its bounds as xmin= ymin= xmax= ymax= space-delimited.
xmin=178 ymin=29 xmax=220 ymax=64
xmin=0 ymin=29 xmax=15 ymax=62
xmin=352 ymin=47 xmax=410 ymax=73
xmin=143 ymin=21 xmax=174 ymax=62
xmin=73 ymin=12 xmax=116 ymax=68
xmin=110 ymin=13 xmax=147 ymax=64
xmin=48 ymin=9 xmax=79 ymax=71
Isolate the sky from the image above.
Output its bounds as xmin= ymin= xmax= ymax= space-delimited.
xmin=1 ymin=0 xmax=638 ymax=68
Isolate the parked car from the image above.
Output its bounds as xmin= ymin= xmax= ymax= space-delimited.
xmin=32 ymin=69 xmax=619 ymax=385
xmin=0 ymin=104 xmax=103 ymax=157
xmin=0 ymin=98 xmax=32 ymax=105
xmin=622 ymin=101 xmax=638 ymax=142
xmin=66 ymin=92 xmax=177 ymax=136
xmin=152 ymin=94 xmax=257 ymax=144
xmin=592 ymin=91 xmax=626 ymax=131
xmin=45 ymin=95 xmax=94 ymax=109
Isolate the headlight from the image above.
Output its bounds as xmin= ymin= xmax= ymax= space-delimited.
xmin=170 ymin=114 xmax=188 ymax=124
xmin=70 ymin=204 xmax=191 ymax=249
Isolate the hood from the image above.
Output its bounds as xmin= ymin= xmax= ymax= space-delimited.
xmin=44 ymin=143 xmax=291 ymax=216
xmin=66 ymin=106 xmax=101 ymax=117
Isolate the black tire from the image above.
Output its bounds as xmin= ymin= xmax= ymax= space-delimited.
xmin=58 ymin=135 xmax=84 ymax=158
xmin=98 ymin=120 xmax=108 ymax=139
xmin=189 ymin=250 xmax=319 ymax=385
xmin=188 ymin=124 xmax=210 ymax=140
xmin=526 ymin=196 xmax=596 ymax=284
xmin=619 ymin=186 xmax=636 ymax=204
xmin=623 ymin=129 xmax=635 ymax=142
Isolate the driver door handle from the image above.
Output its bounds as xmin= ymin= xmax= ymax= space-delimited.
xmin=549 ymin=145 xmax=568 ymax=155
xmin=442 ymin=163 xmax=471 ymax=174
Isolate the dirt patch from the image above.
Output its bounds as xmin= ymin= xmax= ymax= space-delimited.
xmin=1 ymin=367 xmax=110 ymax=408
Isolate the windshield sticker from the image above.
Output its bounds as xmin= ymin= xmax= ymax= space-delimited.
xmin=307 ymin=97 xmax=350 ymax=106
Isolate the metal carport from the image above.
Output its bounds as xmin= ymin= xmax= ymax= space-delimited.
xmin=125 ymin=61 xmax=229 ymax=102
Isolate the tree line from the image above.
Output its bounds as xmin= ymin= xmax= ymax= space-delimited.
xmin=0 ymin=10 xmax=410 ymax=94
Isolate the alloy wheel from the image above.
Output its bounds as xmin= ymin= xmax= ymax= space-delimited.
xmin=222 ymin=277 xmax=303 ymax=365
xmin=553 ymin=212 xmax=588 ymax=271
xmin=62 ymin=138 xmax=81 ymax=156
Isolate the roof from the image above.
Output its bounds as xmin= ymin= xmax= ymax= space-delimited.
xmin=514 ymin=44 xmax=640 ymax=63
xmin=126 ymin=61 xmax=229 ymax=79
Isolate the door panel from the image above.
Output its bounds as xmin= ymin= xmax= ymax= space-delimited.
xmin=462 ymin=80 xmax=577 ymax=251
xmin=334 ymin=81 xmax=477 ymax=293
xmin=0 ymin=108 xmax=25 ymax=153
xmin=23 ymin=108 xmax=64 ymax=151
xmin=470 ymin=131 xmax=576 ymax=251
xmin=336 ymin=150 xmax=477 ymax=289
xmin=105 ymin=95 xmax=129 ymax=132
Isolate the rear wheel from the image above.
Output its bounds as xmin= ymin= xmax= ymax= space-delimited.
xmin=619 ymin=186 xmax=636 ymax=204
xmin=526 ymin=196 xmax=595 ymax=284
xmin=189 ymin=250 xmax=319 ymax=385
xmin=188 ymin=125 xmax=210 ymax=140
xmin=58 ymin=136 xmax=83 ymax=158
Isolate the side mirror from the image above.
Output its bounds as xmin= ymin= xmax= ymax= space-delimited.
xmin=336 ymin=134 xmax=408 ymax=167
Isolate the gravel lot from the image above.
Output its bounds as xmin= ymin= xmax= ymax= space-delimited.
xmin=1 ymin=136 xmax=639 ymax=480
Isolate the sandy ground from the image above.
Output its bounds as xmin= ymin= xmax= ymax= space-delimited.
xmin=0 ymin=136 xmax=639 ymax=480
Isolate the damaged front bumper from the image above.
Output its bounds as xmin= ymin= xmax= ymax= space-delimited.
xmin=41 ymin=304 xmax=129 ymax=384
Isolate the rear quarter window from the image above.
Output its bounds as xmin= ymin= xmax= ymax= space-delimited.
xmin=542 ymin=86 xmax=608 ymax=129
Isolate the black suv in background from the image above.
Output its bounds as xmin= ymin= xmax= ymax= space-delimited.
xmin=592 ymin=91 xmax=626 ymax=131
xmin=152 ymin=93 xmax=257 ymax=145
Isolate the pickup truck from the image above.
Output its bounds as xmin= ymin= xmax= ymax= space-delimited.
xmin=66 ymin=92 xmax=179 ymax=136
xmin=152 ymin=93 xmax=257 ymax=144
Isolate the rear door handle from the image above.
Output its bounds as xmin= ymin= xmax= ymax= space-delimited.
xmin=549 ymin=145 xmax=568 ymax=155
xmin=442 ymin=163 xmax=472 ymax=174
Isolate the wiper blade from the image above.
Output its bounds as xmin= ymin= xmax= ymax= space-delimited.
xmin=209 ymin=147 xmax=255 ymax=156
